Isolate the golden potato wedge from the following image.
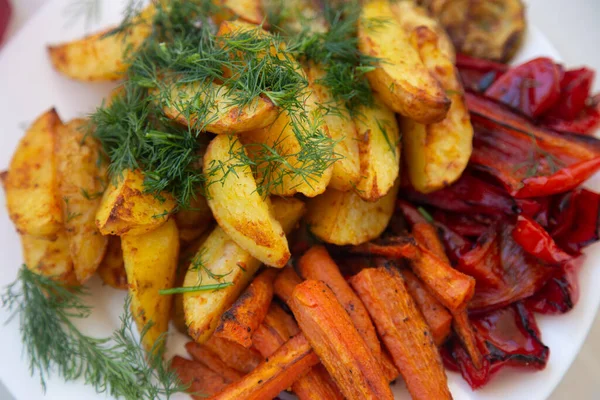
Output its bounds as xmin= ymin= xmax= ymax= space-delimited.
xmin=55 ymin=119 xmax=108 ymax=283
xmin=306 ymin=180 xmax=399 ymax=245
xmin=97 ymin=236 xmax=128 ymax=290
xmin=21 ymin=231 xmax=77 ymax=284
xmin=353 ymin=95 xmax=401 ymax=201
xmin=204 ymin=135 xmax=290 ymax=267
xmin=5 ymin=109 xmax=63 ymax=237
xmin=216 ymin=0 xmax=264 ymax=25
xmin=122 ymin=218 xmax=179 ymax=350
xmin=162 ymin=81 xmax=278 ymax=134
xmin=184 ymin=196 xmax=305 ymax=343
xmin=47 ymin=6 xmax=154 ymax=81
xmin=358 ymin=0 xmax=449 ymax=124
xmin=306 ymin=63 xmax=361 ymax=192
xmin=95 ymin=169 xmax=176 ymax=236
xmin=390 ymin=1 xmax=455 ymax=62
xmin=401 ymin=26 xmax=473 ymax=193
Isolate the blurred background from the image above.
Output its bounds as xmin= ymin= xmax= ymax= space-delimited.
xmin=0 ymin=0 xmax=598 ymax=399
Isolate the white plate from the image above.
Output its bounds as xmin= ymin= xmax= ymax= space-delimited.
xmin=1 ymin=1 xmax=599 ymax=399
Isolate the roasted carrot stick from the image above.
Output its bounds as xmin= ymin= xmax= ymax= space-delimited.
xmin=290 ymin=280 xmax=394 ymax=400
xmin=298 ymin=245 xmax=398 ymax=381
xmin=402 ymin=269 xmax=452 ymax=346
xmin=273 ymin=266 xmax=304 ymax=306
xmin=412 ymin=222 xmax=483 ymax=367
xmin=252 ymin=303 xmax=344 ymax=400
xmin=185 ymin=342 xmax=244 ymax=383
xmin=350 ymin=237 xmax=418 ymax=259
xmin=203 ymin=336 xmax=262 ymax=374
xmin=214 ymin=269 xmax=277 ymax=348
xmin=171 ymin=356 xmax=231 ymax=398
xmin=208 ymin=334 xmax=319 ymax=400
xmin=349 ymin=268 xmax=452 ymax=400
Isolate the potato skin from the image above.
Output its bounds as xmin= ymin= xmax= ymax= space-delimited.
xmin=95 ymin=169 xmax=176 ymax=236
xmin=55 ymin=119 xmax=108 ymax=283
xmin=401 ymin=26 xmax=473 ymax=193
xmin=358 ymin=0 xmax=449 ymax=124
xmin=184 ymin=197 xmax=305 ymax=343
xmin=122 ymin=218 xmax=179 ymax=351
xmin=353 ymin=95 xmax=401 ymax=202
xmin=204 ymin=135 xmax=289 ymax=267
xmin=47 ymin=6 xmax=154 ymax=81
xmin=5 ymin=109 xmax=63 ymax=237
xmin=306 ymin=180 xmax=400 ymax=245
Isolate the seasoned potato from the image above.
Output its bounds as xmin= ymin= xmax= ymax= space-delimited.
xmin=423 ymin=0 xmax=525 ymax=62
xmin=122 ymin=218 xmax=179 ymax=350
xmin=390 ymin=1 xmax=455 ymax=61
xmin=5 ymin=109 xmax=63 ymax=237
xmin=306 ymin=63 xmax=361 ymax=192
xmin=353 ymin=95 xmax=401 ymax=202
xmin=55 ymin=119 xmax=108 ymax=283
xmin=306 ymin=180 xmax=400 ymax=245
xmin=217 ymin=0 xmax=264 ymax=25
xmin=358 ymin=0 xmax=449 ymax=124
xmin=401 ymin=26 xmax=473 ymax=193
xmin=204 ymin=135 xmax=289 ymax=267
xmin=97 ymin=236 xmax=128 ymax=290
xmin=47 ymin=6 xmax=154 ymax=81
xmin=162 ymin=81 xmax=278 ymax=134
xmin=184 ymin=197 xmax=305 ymax=343
xmin=21 ymin=231 xmax=77 ymax=284
xmin=95 ymin=169 xmax=176 ymax=236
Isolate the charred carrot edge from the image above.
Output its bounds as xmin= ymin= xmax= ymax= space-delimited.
xmin=273 ymin=266 xmax=304 ymax=306
xmin=203 ymin=336 xmax=262 ymax=374
xmin=298 ymin=245 xmax=398 ymax=381
xmin=214 ymin=269 xmax=277 ymax=348
xmin=290 ymin=280 xmax=394 ymax=400
xmin=171 ymin=356 xmax=230 ymax=398
xmin=412 ymin=222 xmax=483 ymax=367
xmin=349 ymin=267 xmax=452 ymax=400
xmin=208 ymin=334 xmax=319 ymax=400
xmin=252 ymin=303 xmax=344 ymax=400
xmin=402 ymin=269 xmax=453 ymax=346
xmin=185 ymin=342 xmax=244 ymax=383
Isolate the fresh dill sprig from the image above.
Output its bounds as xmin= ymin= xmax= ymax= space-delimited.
xmin=64 ymin=0 xmax=101 ymax=29
xmin=1 ymin=267 xmax=186 ymax=399
xmin=159 ymin=283 xmax=234 ymax=295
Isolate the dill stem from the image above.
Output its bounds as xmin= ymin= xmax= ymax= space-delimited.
xmin=159 ymin=282 xmax=233 ymax=295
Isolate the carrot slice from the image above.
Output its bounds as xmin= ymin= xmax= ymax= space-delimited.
xmin=349 ymin=267 xmax=451 ymax=400
xmin=298 ymin=245 xmax=398 ymax=381
xmin=203 ymin=336 xmax=262 ymax=374
xmin=214 ymin=269 xmax=277 ymax=348
xmin=171 ymin=356 xmax=231 ymax=398
xmin=412 ymin=222 xmax=449 ymax=262
xmin=273 ymin=266 xmax=304 ymax=306
xmin=185 ymin=342 xmax=244 ymax=383
xmin=402 ymin=269 xmax=452 ymax=346
xmin=290 ymin=280 xmax=393 ymax=400
xmin=208 ymin=334 xmax=319 ymax=400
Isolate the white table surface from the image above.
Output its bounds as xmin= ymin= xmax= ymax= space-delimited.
xmin=0 ymin=0 xmax=599 ymax=399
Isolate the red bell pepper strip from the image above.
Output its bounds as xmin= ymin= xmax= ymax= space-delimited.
xmin=512 ymin=215 xmax=572 ymax=265
xmin=543 ymin=94 xmax=600 ymax=135
xmin=547 ymin=68 xmax=595 ymax=120
xmin=485 ymin=57 xmax=561 ymax=118
xmin=551 ymin=189 xmax=600 ymax=254
xmin=526 ymin=257 xmax=583 ymax=314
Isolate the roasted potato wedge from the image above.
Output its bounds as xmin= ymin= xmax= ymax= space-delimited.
xmin=5 ymin=109 xmax=63 ymax=237
xmin=217 ymin=0 xmax=265 ymax=25
xmin=162 ymin=81 xmax=278 ymax=134
xmin=97 ymin=236 xmax=128 ymax=290
xmin=353 ymin=95 xmax=401 ymax=201
xmin=122 ymin=218 xmax=179 ymax=350
xmin=95 ymin=169 xmax=176 ymax=236
xmin=183 ymin=197 xmax=305 ymax=343
xmin=390 ymin=1 xmax=455 ymax=61
xmin=401 ymin=26 xmax=473 ymax=193
xmin=55 ymin=119 xmax=108 ymax=283
xmin=424 ymin=0 xmax=525 ymax=62
xmin=47 ymin=5 xmax=154 ymax=81
xmin=21 ymin=231 xmax=77 ymax=284
xmin=306 ymin=180 xmax=400 ymax=245
xmin=204 ymin=134 xmax=289 ymax=267
xmin=358 ymin=0 xmax=449 ymax=124
xmin=306 ymin=63 xmax=361 ymax=192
